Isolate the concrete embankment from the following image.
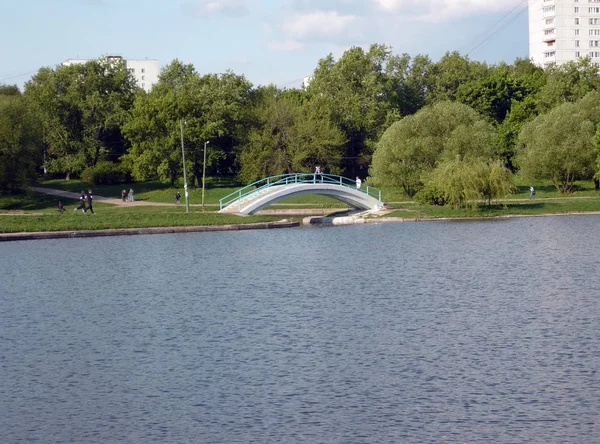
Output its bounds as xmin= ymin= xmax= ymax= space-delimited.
xmin=0 ymin=221 xmax=300 ymax=242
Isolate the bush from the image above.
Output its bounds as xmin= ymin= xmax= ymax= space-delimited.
xmin=81 ymin=161 xmax=129 ymax=185
xmin=414 ymin=185 xmax=447 ymax=206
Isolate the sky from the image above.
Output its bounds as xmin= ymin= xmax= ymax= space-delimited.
xmin=1 ymin=0 xmax=530 ymax=90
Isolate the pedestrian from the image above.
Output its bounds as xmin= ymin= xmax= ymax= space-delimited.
xmin=128 ymin=188 xmax=134 ymax=202
xmin=74 ymin=190 xmax=87 ymax=213
xmin=314 ymin=165 xmax=322 ymax=183
xmin=86 ymin=189 xmax=95 ymax=214
xmin=121 ymin=189 xmax=127 ymax=202
xmin=356 ymin=176 xmax=362 ymax=189
xmin=529 ymin=186 xmax=535 ymax=200
xmin=57 ymin=201 xmax=65 ymax=213
xmin=175 ymin=191 xmax=181 ymax=205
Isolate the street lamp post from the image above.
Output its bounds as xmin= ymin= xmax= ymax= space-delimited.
xmin=180 ymin=119 xmax=190 ymax=213
xmin=202 ymin=140 xmax=210 ymax=209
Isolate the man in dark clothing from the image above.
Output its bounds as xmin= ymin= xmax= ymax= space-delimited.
xmin=86 ymin=189 xmax=95 ymax=214
xmin=175 ymin=192 xmax=181 ymax=205
xmin=74 ymin=191 xmax=87 ymax=213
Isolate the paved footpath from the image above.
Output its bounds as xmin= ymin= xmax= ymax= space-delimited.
xmin=33 ymin=187 xmax=194 ymax=208
xmin=30 ymin=187 xmax=332 ymax=215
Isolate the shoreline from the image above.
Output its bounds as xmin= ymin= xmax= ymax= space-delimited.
xmin=3 ymin=210 xmax=600 ymax=242
xmin=0 ymin=221 xmax=300 ymax=242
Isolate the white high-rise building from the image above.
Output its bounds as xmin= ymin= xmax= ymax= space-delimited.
xmin=63 ymin=55 xmax=159 ymax=92
xmin=529 ymin=0 xmax=600 ymax=67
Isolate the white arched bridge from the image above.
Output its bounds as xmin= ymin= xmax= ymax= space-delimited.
xmin=219 ymin=173 xmax=385 ymax=215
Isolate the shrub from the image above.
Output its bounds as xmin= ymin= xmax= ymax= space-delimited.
xmin=81 ymin=161 xmax=129 ymax=185
xmin=414 ymin=184 xmax=447 ymax=206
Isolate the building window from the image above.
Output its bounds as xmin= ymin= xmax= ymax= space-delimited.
xmin=142 ymin=83 xmax=145 ymax=88
xmin=589 ymin=51 xmax=600 ymax=57
xmin=576 ymin=18 xmax=580 ymax=25
xmin=589 ymin=7 xmax=600 ymax=13
xmin=128 ymin=68 xmax=135 ymax=73
xmin=543 ymin=6 xmax=555 ymax=13
xmin=141 ymin=68 xmax=145 ymax=73
xmin=575 ymin=7 xmax=580 ymax=13
xmin=590 ymin=40 xmax=600 ymax=46
xmin=576 ymin=29 xmax=580 ymax=35
xmin=576 ymin=51 xmax=581 ymax=57
xmin=141 ymin=76 xmax=145 ymax=80
xmin=576 ymin=40 xmax=580 ymax=47
xmin=544 ymin=51 xmax=556 ymax=58
xmin=545 ymin=17 xmax=555 ymax=24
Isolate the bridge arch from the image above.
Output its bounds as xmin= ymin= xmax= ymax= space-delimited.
xmin=219 ymin=174 xmax=384 ymax=215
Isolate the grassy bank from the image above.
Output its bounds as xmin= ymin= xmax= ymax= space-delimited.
xmin=0 ymin=198 xmax=285 ymax=233
xmin=384 ymin=197 xmax=600 ymax=219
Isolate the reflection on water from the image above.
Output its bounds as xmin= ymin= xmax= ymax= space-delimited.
xmin=1 ymin=215 xmax=599 ymax=443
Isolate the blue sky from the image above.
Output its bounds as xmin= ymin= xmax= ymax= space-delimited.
xmin=1 ymin=0 xmax=529 ymax=90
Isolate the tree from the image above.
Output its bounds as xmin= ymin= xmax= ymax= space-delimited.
xmin=238 ymin=89 xmax=346 ymax=183
xmin=425 ymin=51 xmax=489 ymax=104
xmin=0 ymin=95 xmax=42 ymax=192
xmin=427 ymin=159 xmax=514 ymax=208
xmin=517 ymin=92 xmax=600 ymax=193
xmin=369 ymin=102 xmax=497 ymax=196
xmin=536 ymin=58 xmax=600 ymax=112
xmin=306 ymin=44 xmax=395 ymax=176
xmin=123 ymin=60 xmax=253 ymax=186
xmin=24 ymin=58 xmax=137 ymax=178
xmin=0 ymin=84 xmax=21 ymax=96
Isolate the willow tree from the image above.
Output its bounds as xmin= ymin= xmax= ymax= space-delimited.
xmin=370 ymin=101 xmax=497 ymax=196
xmin=517 ymin=91 xmax=600 ymax=193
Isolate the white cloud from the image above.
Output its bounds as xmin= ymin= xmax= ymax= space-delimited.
xmin=371 ymin=0 xmax=524 ymax=22
xmin=281 ymin=10 xmax=357 ymax=39
xmin=268 ymin=39 xmax=305 ymax=52
xmin=182 ymin=0 xmax=249 ymax=18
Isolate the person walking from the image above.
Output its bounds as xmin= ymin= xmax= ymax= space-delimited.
xmin=128 ymin=188 xmax=134 ymax=202
xmin=86 ymin=189 xmax=95 ymax=214
xmin=74 ymin=191 xmax=87 ymax=213
xmin=529 ymin=186 xmax=535 ymax=200
xmin=175 ymin=191 xmax=181 ymax=205
xmin=121 ymin=189 xmax=127 ymax=202
xmin=356 ymin=176 xmax=362 ymax=189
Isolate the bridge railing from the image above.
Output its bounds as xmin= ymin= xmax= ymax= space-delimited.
xmin=219 ymin=173 xmax=382 ymax=211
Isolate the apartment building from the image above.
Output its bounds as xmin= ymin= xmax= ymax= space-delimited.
xmin=529 ymin=0 xmax=600 ymax=66
xmin=63 ymin=55 xmax=159 ymax=92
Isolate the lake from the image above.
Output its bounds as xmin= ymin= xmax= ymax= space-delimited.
xmin=1 ymin=215 xmax=598 ymax=443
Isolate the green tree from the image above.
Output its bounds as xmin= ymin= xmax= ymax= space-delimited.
xmin=24 ymin=58 xmax=137 ymax=178
xmin=369 ymin=101 xmax=496 ymax=196
xmin=306 ymin=44 xmax=395 ymax=175
xmin=427 ymin=159 xmax=514 ymax=208
xmin=0 ymin=95 xmax=42 ymax=192
xmin=425 ymin=51 xmax=489 ymax=104
xmin=537 ymin=58 xmax=600 ymax=112
xmin=517 ymin=91 xmax=600 ymax=193
xmin=238 ymin=89 xmax=346 ymax=183
xmin=123 ymin=60 xmax=253 ymax=186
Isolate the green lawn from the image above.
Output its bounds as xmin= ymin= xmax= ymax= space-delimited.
xmin=383 ymin=197 xmax=600 ymax=219
xmin=0 ymin=201 xmax=285 ymax=233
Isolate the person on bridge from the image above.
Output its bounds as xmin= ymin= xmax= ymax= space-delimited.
xmin=314 ymin=165 xmax=322 ymax=183
xmin=356 ymin=176 xmax=362 ymax=189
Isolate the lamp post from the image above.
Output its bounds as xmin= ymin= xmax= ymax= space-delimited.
xmin=202 ymin=140 xmax=210 ymax=208
xmin=180 ymin=119 xmax=190 ymax=213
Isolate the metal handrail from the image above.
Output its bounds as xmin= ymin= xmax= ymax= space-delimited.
xmin=219 ymin=173 xmax=382 ymax=211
